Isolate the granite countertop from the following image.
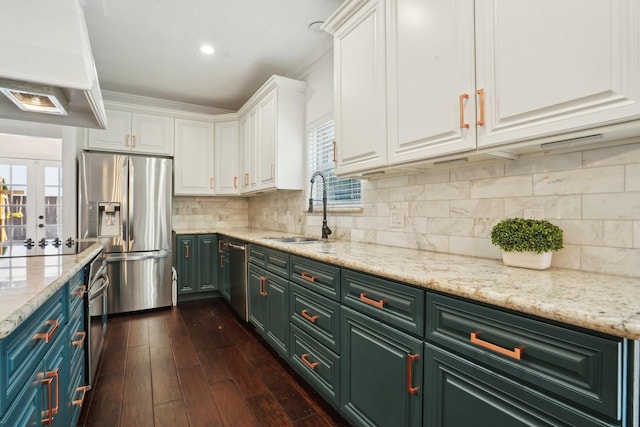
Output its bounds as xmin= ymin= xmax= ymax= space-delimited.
xmin=0 ymin=241 xmax=105 ymax=339
xmin=175 ymin=227 xmax=640 ymax=340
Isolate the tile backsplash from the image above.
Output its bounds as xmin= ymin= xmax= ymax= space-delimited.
xmin=176 ymin=141 xmax=640 ymax=278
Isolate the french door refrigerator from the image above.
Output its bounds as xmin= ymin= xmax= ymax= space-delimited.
xmin=78 ymin=151 xmax=172 ymax=314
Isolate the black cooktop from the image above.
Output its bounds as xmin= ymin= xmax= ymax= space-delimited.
xmin=0 ymin=238 xmax=95 ymax=258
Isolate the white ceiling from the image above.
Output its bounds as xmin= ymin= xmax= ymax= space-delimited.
xmin=82 ymin=0 xmax=342 ymax=112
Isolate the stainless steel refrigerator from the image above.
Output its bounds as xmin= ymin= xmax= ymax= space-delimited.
xmin=78 ymin=152 xmax=172 ymax=314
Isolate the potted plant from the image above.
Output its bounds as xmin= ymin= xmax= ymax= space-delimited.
xmin=490 ymin=218 xmax=564 ymax=270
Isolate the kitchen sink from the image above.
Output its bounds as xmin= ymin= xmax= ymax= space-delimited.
xmin=262 ymin=236 xmax=323 ymax=243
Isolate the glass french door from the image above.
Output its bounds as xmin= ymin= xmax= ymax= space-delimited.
xmin=0 ymin=159 xmax=63 ymax=244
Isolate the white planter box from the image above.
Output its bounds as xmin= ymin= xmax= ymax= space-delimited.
xmin=501 ymin=251 xmax=552 ymax=270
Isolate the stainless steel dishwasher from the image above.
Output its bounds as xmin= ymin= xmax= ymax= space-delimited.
xmin=228 ymin=240 xmax=248 ymax=321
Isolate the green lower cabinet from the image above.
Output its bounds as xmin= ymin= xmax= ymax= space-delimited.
xmin=175 ymin=234 xmax=219 ymax=298
xmin=219 ymin=249 xmax=231 ymax=301
xmin=248 ymin=264 xmax=289 ymax=359
xmin=340 ymin=306 xmax=423 ymax=427
xmin=424 ymin=343 xmax=620 ymax=427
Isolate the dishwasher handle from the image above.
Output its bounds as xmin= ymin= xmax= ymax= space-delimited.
xmin=227 ymin=243 xmax=246 ymax=251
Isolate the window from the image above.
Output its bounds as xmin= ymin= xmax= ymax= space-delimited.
xmin=308 ymin=118 xmax=360 ymax=207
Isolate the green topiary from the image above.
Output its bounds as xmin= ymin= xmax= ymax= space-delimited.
xmin=490 ymin=218 xmax=563 ymax=254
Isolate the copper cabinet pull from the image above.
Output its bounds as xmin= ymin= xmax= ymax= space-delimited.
xmin=470 ymin=331 xmax=523 ymax=360
xmin=219 ymin=254 xmax=224 ymax=269
xmin=125 ymin=135 xmax=130 ymax=147
xmin=210 ymin=177 xmax=214 ymax=189
xmin=40 ymin=368 xmax=60 ymax=424
xmin=459 ymin=94 xmax=470 ymax=129
xmin=244 ymin=173 xmax=249 ymax=186
xmin=72 ymin=331 xmax=86 ymax=347
xmin=301 ymin=353 xmax=319 ymax=370
xmin=185 ymin=244 xmax=190 ymax=259
xmin=407 ymin=354 xmax=419 ymax=394
xmin=72 ymin=386 xmax=88 ymax=407
xmin=301 ymin=309 xmax=319 ymax=323
xmin=476 ymin=88 xmax=485 ymax=126
xmin=359 ymin=292 xmax=386 ymax=309
xmin=218 ymin=240 xmax=224 ymax=251
xmin=259 ymin=276 xmax=267 ymax=297
xmin=33 ymin=319 xmax=59 ymax=343
xmin=132 ymin=135 xmax=137 ymax=147
xmin=332 ymin=140 xmax=337 ymax=163
xmin=234 ymin=176 xmax=238 ymax=188
xmin=73 ymin=285 xmax=86 ymax=297
xmin=301 ymin=272 xmax=316 ymax=283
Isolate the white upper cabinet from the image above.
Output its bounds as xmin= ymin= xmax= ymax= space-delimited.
xmin=87 ymin=108 xmax=174 ymax=155
xmin=326 ymin=0 xmax=387 ymax=175
xmin=237 ymin=76 xmax=306 ymax=193
xmin=475 ymin=0 xmax=640 ymax=149
xmin=214 ymin=120 xmax=240 ymax=195
xmin=174 ymin=118 xmax=215 ymax=195
xmin=386 ymin=0 xmax=476 ymax=164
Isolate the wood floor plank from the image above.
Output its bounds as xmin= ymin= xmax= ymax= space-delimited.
xmin=197 ymin=346 xmax=234 ymax=385
xmin=121 ymin=345 xmax=154 ymax=427
xmin=171 ymin=331 xmax=200 ymax=368
xmin=153 ymin=400 xmax=190 ymax=427
xmin=127 ymin=317 xmax=149 ymax=347
xmin=178 ymin=365 xmax=225 ymax=426
xmin=246 ymin=393 xmax=295 ymax=427
xmin=219 ymin=346 xmax=270 ymax=399
xmin=150 ymin=353 xmax=182 ymax=406
xmin=210 ymin=379 xmax=261 ymax=427
xmin=293 ymin=413 xmax=332 ymax=427
xmin=81 ymin=372 xmax=124 ymax=427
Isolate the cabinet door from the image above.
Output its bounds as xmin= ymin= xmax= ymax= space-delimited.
xmin=424 ymin=343 xmax=618 ymax=427
xmin=130 ymin=113 xmax=174 ymax=155
xmin=476 ymin=0 xmax=640 ymax=149
xmin=196 ymin=235 xmax=217 ymax=292
xmin=214 ymin=120 xmax=239 ymax=195
xmin=238 ymin=112 xmax=258 ymax=193
xmin=219 ymin=251 xmax=231 ymax=301
xmin=257 ymin=92 xmax=277 ymax=189
xmin=174 ymin=119 xmax=215 ymax=195
xmin=340 ymin=306 xmax=422 ymax=427
xmin=0 ymin=364 xmax=42 ymax=427
xmin=44 ymin=329 xmax=69 ymax=427
xmin=176 ymin=235 xmax=196 ymax=294
xmin=264 ymin=271 xmax=289 ymax=358
xmin=333 ymin=0 xmax=387 ymax=175
xmin=87 ymin=109 xmax=131 ymax=151
xmin=386 ymin=0 xmax=476 ymax=164
xmin=248 ymin=265 xmax=267 ymax=335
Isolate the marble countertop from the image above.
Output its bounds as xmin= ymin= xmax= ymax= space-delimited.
xmin=175 ymin=227 xmax=640 ymax=340
xmin=0 ymin=241 xmax=105 ymax=339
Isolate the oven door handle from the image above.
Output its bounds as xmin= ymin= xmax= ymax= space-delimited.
xmin=88 ymin=277 xmax=109 ymax=301
xmin=105 ymin=250 xmax=169 ymax=262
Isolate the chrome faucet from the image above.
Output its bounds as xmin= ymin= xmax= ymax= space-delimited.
xmin=308 ymin=171 xmax=332 ymax=240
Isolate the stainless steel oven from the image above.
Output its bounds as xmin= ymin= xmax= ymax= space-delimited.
xmin=85 ymin=249 xmax=109 ymax=388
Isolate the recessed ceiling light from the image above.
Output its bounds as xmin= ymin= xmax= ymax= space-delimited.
xmin=199 ymin=44 xmax=215 ymax=55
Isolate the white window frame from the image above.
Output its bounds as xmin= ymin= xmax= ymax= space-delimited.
xmin=307 ymin=115 xmax=361 ymax=209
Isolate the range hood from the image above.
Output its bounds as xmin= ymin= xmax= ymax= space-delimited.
xmin=0 ymin=0 xmax=107 ymax=129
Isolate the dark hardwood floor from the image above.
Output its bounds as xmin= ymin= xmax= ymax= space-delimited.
xmin=78 ymin=298 xmax=350 ymax=427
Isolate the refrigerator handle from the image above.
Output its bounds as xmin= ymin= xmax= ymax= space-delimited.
xmin=122 ymin=159 xmax=129 ymax=247
xmin=128 ymin=158 xmax=134 ymax=250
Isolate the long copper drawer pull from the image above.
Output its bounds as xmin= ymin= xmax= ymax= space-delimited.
xmin=41 ymin=368 xmax=60 ymax=425
xmin=476 ymin=88 xmax=485 ymax=126
xmin=72 ymin=386 xmax=88 ymax=407
xmin=34 ymin=319 xmax=59 ymax=343
xmin=360 ymin=292 xmax=386 ymax=309
xmin=301 ymin=272 xmax=316 ymax=283
xmin=470 ymin=331 xmax=523 ymax=360
xmin=73 ymin=285 xmax=86 ymax=297
xmin=301 ymin=309 xmax=319 ymax=323
xmin=259 ymin=276 xmax=267 ymax=297
xmin=72 ymin=331 xmax=86 ymax=347
xmin=185 ymin=245 xmax=190 ymax=258
xmin=407 ymin=354 xmax=419 ymax=395
xmin=301 ymin=353 xmax=319 ymax=370
xmin=459 ymin=94 xmax=470 ymax=129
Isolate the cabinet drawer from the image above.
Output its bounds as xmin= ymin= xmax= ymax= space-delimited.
xmin=341 ymin=269 xmax=424 ymax=336
xmin=290 ymin=255 xmax=340 ymax=301
xmin=67 ymin=270 xmax=85 ymax=317
xmin=426 ymin=292 xmax=623 ymax=420
xmin=265 ymin=248 xmax=289 ymax=277
xmin=425 ymin=343 xmax=620 ymax=427
xmin=289 ymin=283 xmax=341 ymax=353
xmin=248 ymin=244 xmax=267 ymax=268
xmin=1 ymin=286 xmax=67 ymax=414
xmin=290 ymin=325 xmax=340 ymax=407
